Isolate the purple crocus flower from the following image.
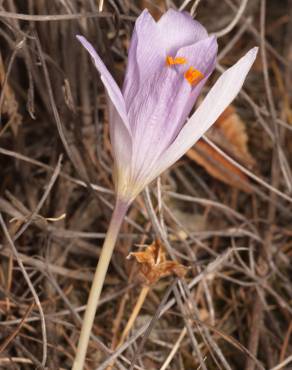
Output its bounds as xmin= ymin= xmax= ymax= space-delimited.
xmin=77 ymin=9 xmax=257 ymax=203
xmin=73 ymin=10 xmax=258 ymax=369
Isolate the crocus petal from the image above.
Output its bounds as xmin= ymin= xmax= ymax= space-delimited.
xmin=129 ymin=67 xmax=188 ymax=184
xmin=147 ymin=47 xmax=258 ymax=184
xmin=76 ymin=35 xmax=131 ymax=135
xmin=175 ymin=36 xmax=218 ymax=129
xmin=177 ymin=36 xmax=217 ymax=76
xmin=123 ymin=10 xmax=165 ymax=110
xmin=128 ymin=38 xmax=218 ymax=187
xmin=108 ymin=102 xmax=132 ymax=196
xmin=122 ymin=29 xmax=139 ymax=109
xmin=157 ymin=9 xmax=208 ymax=54
xmin=76 ymin=35 xmax=133 ymax=194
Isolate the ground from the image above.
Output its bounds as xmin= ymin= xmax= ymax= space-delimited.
xmin=0 ymin=0 xmax=292 ymax=369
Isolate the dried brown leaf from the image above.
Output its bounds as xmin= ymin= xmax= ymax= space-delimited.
xmin=187 ymin=140 xmax=252 ymax=193
xmin=187 ymin=105 xmax=256 ymax=193
xmin=214 ymin=106 xmax=255 ymax=168
xmin=128 ymin=240 xmax=188 ymax=286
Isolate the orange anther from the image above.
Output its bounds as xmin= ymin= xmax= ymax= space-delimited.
xmin=166 ymin=56 xmax=187 ymax=66
xmin=184 ymin=67 xmax=204 ymax=85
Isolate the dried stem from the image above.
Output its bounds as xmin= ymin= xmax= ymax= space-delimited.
xmin=0 ymin=213 xmax=48 ymax=366
xmin=160 ymin=327 xmax=187 ymax=370
xmin=107 ymin=285 xmax=150 ymax=370
xmin=72 ymin=199 xmax=129 ymax=370
xmin=118 ymin=285 xmax=150 ymax=346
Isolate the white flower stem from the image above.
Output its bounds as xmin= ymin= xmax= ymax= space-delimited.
xmin=72 ymin=199 xmax=129 ymax=370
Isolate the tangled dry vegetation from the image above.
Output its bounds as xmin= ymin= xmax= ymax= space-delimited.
xmin=0 ymin=0 xmax=292 ymax=369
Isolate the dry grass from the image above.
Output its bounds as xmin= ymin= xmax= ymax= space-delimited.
xmin=0 ymin=0 xmax=292 ymax=369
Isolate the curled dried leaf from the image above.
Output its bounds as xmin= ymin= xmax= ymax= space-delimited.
xmin=187 ymin=105 xmax=256 ymax=193
xmin=128 ymin=240 xmax=188 ymax=286
xmin=213 ymin=106 xmax=255 ymax=168
xmin=187 ymin=140 xmax=252 ymax=193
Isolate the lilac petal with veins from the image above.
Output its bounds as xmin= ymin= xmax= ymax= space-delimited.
xmin=128 ymin=66 xmax=188 ymax=183
xmin=123 ymin=10 xmax=164 ymax=110
xmin=76 ymin=35 xmax=133 ymax=193
xmin=129 ymin=36 xmax=218 ymax=184
xmin=176 ymin=36 xmax=218 ymax=127
xmin=76 ymin=35 xmax=130 ymax=133
xmin=157 ymin=9 xmax=208 ymax=54
xmin=146 ymin=47 xmax=259 ymax=186
xmin=177 ymin=36 xmax=218 ymax=77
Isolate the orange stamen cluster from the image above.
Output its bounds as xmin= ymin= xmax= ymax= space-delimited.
xmin=184 ymin=66 xmax=204 ymax=85
xmin=166 ymin=56 xmax=187 ymax=66
xmin=166 ymin=55 xmax=204 ymax=86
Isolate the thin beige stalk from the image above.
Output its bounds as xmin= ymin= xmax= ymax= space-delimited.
xmin=160 ymin=327 xmax=187 ymax=370
xmin=72 ymin=200 xmax=129 ymax=370
xmin=106 ymin=285 xmax=150 ymax=370
xmin=118 ymin=285 xmax=150 ymax=346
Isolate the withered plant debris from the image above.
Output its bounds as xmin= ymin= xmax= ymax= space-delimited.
xmin=128 ymin=240 xmax=188 ymax=285
xmin=187 ymin=105 xmax=256 ymax=193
